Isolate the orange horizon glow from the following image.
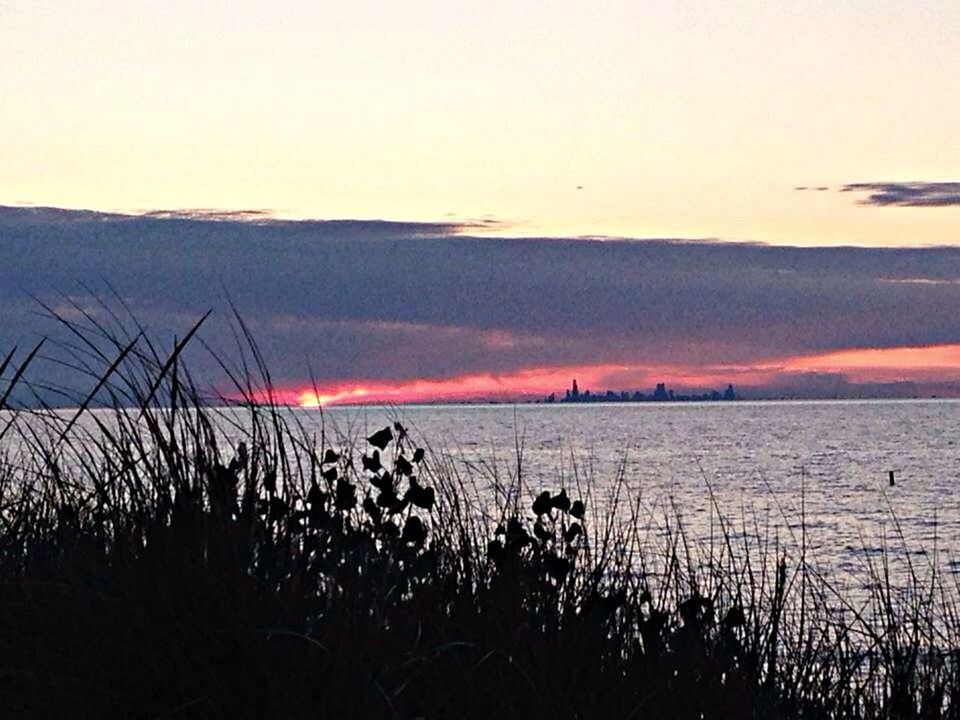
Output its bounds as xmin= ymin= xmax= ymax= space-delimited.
xmin=273 ymin=364 xmax=631 ymax=408
xmin=781 ymin=344 xmax=960 ymax=377
xmin=245 ymin=343 xmax=960 ymax=407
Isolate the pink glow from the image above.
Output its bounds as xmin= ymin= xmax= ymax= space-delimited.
xmin=250 ymin=343 xmax=960 ymax=407
xmin=780 ymin=344 xmax=960 ymax=382
xmin=269 ymin=364 xmax=629 ymax=407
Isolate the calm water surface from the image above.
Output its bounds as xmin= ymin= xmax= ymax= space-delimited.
xmin=6 ymin=399 xmax=960 ymax=587
xmin=321 ymin=400 xmax=960 ymax=584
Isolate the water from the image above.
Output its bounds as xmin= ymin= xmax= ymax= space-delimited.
xmin=321 ymin=399 xmax=960 ymax=586
xmin=6 ymin=399 xmax=960 ymax=588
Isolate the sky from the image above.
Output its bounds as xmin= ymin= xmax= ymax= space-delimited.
xmin=1 ymin=207 xmax=958 ymax=404
xmin=1 ymin=2 xmax=959 ymax=403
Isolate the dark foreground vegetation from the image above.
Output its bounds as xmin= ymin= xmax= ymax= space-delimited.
xmin=1 ymin=308 xmax=959 ymax=718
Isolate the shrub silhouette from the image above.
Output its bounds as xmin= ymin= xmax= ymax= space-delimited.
xmin=0 ymin=304 xmax=957 ymax=718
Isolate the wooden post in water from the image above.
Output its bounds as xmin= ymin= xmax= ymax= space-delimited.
xmin=889 ymin=470 xmax=896 ymax=487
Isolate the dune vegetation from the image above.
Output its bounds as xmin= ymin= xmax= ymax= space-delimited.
xmin=0 ymin=308 xmax=958 ymax=719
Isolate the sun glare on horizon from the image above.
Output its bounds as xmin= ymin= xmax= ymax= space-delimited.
xmin=268 ymin=343 xmax=960 ymax=408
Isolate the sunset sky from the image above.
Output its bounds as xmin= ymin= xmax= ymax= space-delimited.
xmin=1 ymin=2 xmax=959 ymax=404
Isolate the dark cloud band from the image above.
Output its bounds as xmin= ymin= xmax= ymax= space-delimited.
xmin=841 ymin=182 xmax=960 ymax=207
xmin=1 ymin=206 xmax=959 ymax=399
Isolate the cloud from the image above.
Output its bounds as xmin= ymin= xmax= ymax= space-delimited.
xmin=1 ymin=205 xmax=959 ymax=402
xmin=139 ymin=208 xmax=275 ymax=222
xmin=840 ymin=182 xmax=960 ymax=207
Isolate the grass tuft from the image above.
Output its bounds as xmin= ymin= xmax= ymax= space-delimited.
xmin=0 ymin=307 xmax=958 ymax=718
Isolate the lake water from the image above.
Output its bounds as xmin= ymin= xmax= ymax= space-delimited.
xmin=320 ymin=399 xmax=960 ymax=586
xmin=5 ymin=399 xmax=960 ymax=589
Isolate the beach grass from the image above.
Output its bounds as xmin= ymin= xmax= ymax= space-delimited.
xmin=0 ymin=307 xmax=958 ymax=718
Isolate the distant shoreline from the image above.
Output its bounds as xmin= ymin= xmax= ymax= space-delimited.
xmin=8 ymin=396 xmax=959 ymax=412
xmin=316 ymin=396 xmax=960 ymax=409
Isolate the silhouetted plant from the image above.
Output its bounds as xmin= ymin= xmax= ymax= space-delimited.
xmin=0 ymin=301 xmax=957 ymax=718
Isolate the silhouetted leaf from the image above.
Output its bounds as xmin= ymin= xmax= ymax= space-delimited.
xmin=387 ymin=498 xmax=409 ymax=515
xmin=418 ymin=486 xmax=435 ymax=511
xmin=550 ymin=488 xmax=571 ymax=512
xmin=395 ymin=454 xmax=413 ymax=476
xmin=362 ymin=451 xmax=382 ymax=473
xmin=321 ymin=466 xmax=338 ymax=482
xmin=412 ymin=448 xmax=425 ymax=463
xmin=370 ymin=470 xmax=393 ymax=492
xmin=563 ymin=522 xmax=582 ymax=543
xmin=533 ymin=521 xmax=551 ymax=542
xmin=402 ymin=515 xmax=427 ymax=547
xmin=404 ymin=478 xmax=435 ymax=511
xmin=362 ymin=495 xmax=382 ymax=524
xmin=532 ymin=491 xmax=552 ymax=516
xmin=335 ymin=478 xmax=356 ymax=511
xmin=570 ymin=500 xmax=585 ymax=520
xmin=322 ymin=448 xmax=340 ymax=464
xmin=376 ymin=488 xmax=401 ymax=509
xmin=367 ymin=426 xmax=393 ymax=450
xmin=307 ymin=481 xmax=326 ymax=507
